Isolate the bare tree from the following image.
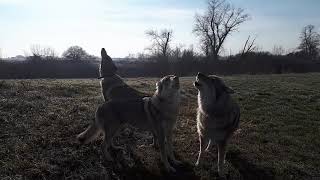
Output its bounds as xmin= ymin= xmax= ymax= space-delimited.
xmin=272 ymin=45 xmax=285 ymax=56
xmin=298 ymin=25 xmax=320 ymax=59
xmin=29 ymin=45 xmax=57 ymax=60
xmin=193 ymin=0 xmax=249 ymax=61
xmin=145 ymin=29 xmax=173 ymax=57
xmin=62 ymin=46 xmax=89 ymax=61
xmin=240 ymin=35 xmax=256 ymax=57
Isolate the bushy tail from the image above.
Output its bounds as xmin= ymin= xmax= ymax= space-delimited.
xmin=77 ymin=115 xmax=101 ymax=144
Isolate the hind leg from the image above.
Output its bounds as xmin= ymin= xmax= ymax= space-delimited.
xmin=195 ymin=135 xmax=209 ymax=166
xmin=101 ymin=123 xmax=121 ymax=161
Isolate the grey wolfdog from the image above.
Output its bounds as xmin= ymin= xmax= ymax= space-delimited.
xmin=99 ymin=48 xmax=146 ymax=101
xmin=77 ymin=75 xmax=181 ymax=172
xmin=194 ymin=72 xmax=240 ymax=175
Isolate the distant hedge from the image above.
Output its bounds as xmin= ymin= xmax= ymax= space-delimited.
xmin=1 ymin=53 xmax=320 ymax=79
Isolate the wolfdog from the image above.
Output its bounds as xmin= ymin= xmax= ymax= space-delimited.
xmin=99 ymin=48 xmax=145 ymax=101
xmin=77 ymin=75 xmax=181 ymax=172
xmin=194 ymin=72 xmax=240 ymax=175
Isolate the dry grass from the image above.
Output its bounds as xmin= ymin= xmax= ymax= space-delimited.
xmin=1 ymin=73 xmax=320 ymax=179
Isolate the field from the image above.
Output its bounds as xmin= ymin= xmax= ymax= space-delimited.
xmin=1 ymin=73 xmax=320 ymax=179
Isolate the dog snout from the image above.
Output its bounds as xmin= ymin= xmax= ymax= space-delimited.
xmin=197 ymin=72 xmax=205 ymax=77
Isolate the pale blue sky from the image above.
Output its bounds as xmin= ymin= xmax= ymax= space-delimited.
xmin=0 ymin=0 xmax=319 ymax=58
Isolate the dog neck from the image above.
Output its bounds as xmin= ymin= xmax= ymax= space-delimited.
xmin=198 ymin=91 xmax=231 ymax=116
xmin=98 ymin=74 xmax=120 ymax=79
xmin=151 ymin=92 xmax=179 ymax=113
xmin=198 ymin=92 xmax=215 ymax=114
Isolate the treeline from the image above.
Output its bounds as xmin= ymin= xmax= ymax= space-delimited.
xmin=0 ymin=59 xmax=99 ymax=79
xmin=1 ymin=51 xmax=320 ymax=79
xmin=118 ymin=52 xmax=320 ymax=77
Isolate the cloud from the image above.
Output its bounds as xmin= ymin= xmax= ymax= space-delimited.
xmin=0 ymin=0 xmax=24 ymax=4
xmin=104 ymin=6 xmax=195 ymax=23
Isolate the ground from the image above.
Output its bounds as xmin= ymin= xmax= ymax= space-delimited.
xmin=1 ymin=73 xmax=320 ymax=180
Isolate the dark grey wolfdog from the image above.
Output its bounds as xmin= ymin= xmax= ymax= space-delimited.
xmin=194 ymin=72 xmax=240 ymax=176
xmin=78 ymin=75 xmax=181 ymax=172
xmin=99 ymin=48 xmax=146 ymax=101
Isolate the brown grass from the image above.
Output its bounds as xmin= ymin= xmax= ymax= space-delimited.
xmin=1 ymin=73 xmax=320 ymax=179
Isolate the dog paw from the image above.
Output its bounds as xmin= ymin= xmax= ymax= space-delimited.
xmin=218 ymin=168 xmax=226 ymax=177
xmin=111 ymin=145 xmax=124 ymax=151
xmin=102 ymin=152 xmax=114 ymax=162
xmin=166 ymin=165 xmax=176 ymax=173
xmin=153 ymin=143 xmax=159 ymax=149
xmin=172 ymin=159 xmax=183 ymax=166
xmin=195 ymin=161 xmax=200 ymax=167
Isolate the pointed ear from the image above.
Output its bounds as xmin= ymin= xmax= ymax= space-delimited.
xmin=100 ymin=48 xmax=117 ymax=77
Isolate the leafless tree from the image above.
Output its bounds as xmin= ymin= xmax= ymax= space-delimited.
xmin=29 ymin=45 xmax=57 ymax=60
xmin=272 ymin=45 xmax=285 ymax=56
xmin=240 ymin=35 xmax=256 ymax=57
xmin=193 ymin=0 xmax=250 ymax=61
xmin=145 ymin=29 xmax=173 ymax=57
xmin=0 ymin=48 xmax=2 ymax=60
xmin=62 ymin=46 xmax=89 ymax=61
xmin=298 ymin=25 xmax=320 ymax=59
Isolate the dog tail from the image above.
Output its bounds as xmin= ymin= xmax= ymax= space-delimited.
xmin=77 ymin=113 xmax=102 ymax=144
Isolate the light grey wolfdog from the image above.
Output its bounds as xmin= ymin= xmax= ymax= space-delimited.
xmin=194 ymin=72 xmax=240 ymax=175
xmin=99 ymin=48 xmax=145 ymax=101
xmin=77 ymin=75 xmax=181 ymax=172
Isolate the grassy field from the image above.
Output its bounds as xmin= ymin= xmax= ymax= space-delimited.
xmin=1 ymin=73 xmax=320 ymax=180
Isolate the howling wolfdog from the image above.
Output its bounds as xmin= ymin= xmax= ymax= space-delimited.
xmin=99 ymin=48 xmax=145 ymax=101
xmin=77 ymin=75 xmax=181 ymax=172
xmin=194 ymin=72 xmax=240 ymax=176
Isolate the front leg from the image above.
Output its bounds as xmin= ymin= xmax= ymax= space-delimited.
xmin=166 ymin=126 xmax=182 ymax=166
xmin=152 ymin=131 xmax=159 ymax=149
xmin=158 ymin=129 xmax=176 ymax=173
xmin=217 ymin=140 xmax=227 ymax=176
xmin=195 ymin=135 xmax=209 ymax=166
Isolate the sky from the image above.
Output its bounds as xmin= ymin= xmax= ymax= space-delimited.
xmin=0 ymin=0 xmax=320 ymax=58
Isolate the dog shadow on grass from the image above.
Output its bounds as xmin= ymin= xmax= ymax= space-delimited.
xmin=102 ymin=148 xmax=199 ymax=180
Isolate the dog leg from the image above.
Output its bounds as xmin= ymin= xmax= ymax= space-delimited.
xmin=205 ymin=139 xmax=212 ymax=152
xmin=158 ymin=130 xmax=176 ymax=173
xmin=102 ymin=137 xmax=113 ymax=161
xmin=152 ymin=132 xmax=159 ymax=149
xmin=217 ymin=140 xmax=227 ymax=176
xmin=166 ymin=129 xmax=182 ymax=166
xmin=195 ymin=135 xmax=208 ymax=166
xmin=101 ymin=123 xmax=120 ymax=162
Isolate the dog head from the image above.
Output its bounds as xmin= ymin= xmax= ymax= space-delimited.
xmin=194 ymin=72 xmax=234 ymax=101
xmin=99 ymin=48 xmax=117 ymax=78
xmin=155 ymin=75 xmax=180 ymax=100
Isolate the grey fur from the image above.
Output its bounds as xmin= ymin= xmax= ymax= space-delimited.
xmin=77 ymin=75 xmax=181 ymax=172
xmin=194 ymin=72 xmax=240 ymax=176
xmin=99 ymin=48 xmax=145 ymax=101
